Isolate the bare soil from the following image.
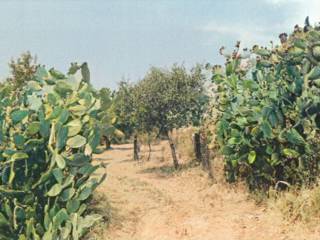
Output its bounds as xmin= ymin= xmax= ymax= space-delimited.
xmin=91 ymin=141 xmax=320 ymax=240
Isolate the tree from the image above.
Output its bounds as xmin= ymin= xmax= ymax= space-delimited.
xmin=112 ymin=81 xmax=137 ymax=138
xmin=7 ymin=52 xmax=37 ymax=90
xmin=134 ymin=64 xmax=208 ymax=169
xmin=99 ymin=87 xmax=113 ymax=110
xmin=98 ymin=87 xmax=114 ymax=149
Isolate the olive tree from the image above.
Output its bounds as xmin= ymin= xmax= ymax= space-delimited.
xmin=111 ymin=81 xmax=141 ymax=159
xmin=97 ymin=87 xmax=114 ymax=149
xmin=112 ymin=81 xmax=137 ymax=138
xmin=135 ymin=64 xmax=208 ymax=169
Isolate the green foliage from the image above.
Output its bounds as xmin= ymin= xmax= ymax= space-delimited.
xmin=110 ymin=81 xmax=137 ymax=138
xmin=97 ymin=87 xmax=125 ymax=145
xmin=0 ymin=64 xmax=105 ymax=239
xmin=213 ymin=21 xmax=320 ymax=190
xmin=134 ymin=64 xmax=209 ymax=135
xmin=7 ymin=52 xmax=38 ymax=90
xmin=106 ymin=65 xmax=208 ymax=146
xmin=99 ymin=88 xmax=113 ymax=111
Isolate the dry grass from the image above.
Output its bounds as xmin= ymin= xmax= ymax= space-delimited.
xmin=84 ymin=193 xmax=113 ymax=240
xmin=137 ymin=127 xmax=198 ymax=164
xmin=89 ymin=133 xmax=320 ymax=240
xmin=268 ymin=184 xmax=320 ymax=226
xmin=171 ymin=126 xmax=197 ymax=162
xmin=138 ymin=131 xmax=159 ymax=146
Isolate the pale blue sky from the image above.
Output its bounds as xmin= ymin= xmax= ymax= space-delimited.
xmin=0 ymin=0 xmax=319 ymax=89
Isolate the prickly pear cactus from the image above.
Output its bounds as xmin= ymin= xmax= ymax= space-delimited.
xmin=0 ymin=65 xmax=105 ymax=239
xmin=212 ymin=19 xmax=320 ymax=190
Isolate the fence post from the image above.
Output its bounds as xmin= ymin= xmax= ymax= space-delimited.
xmin=133 ymin=134 xmax=139 ymax=161
xmin=200 ymin=130 xmax=213 ymax=179
xmin=194 ymin=132 xmax=201 ymax=162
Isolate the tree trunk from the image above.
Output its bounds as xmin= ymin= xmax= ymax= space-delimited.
xmin=200 ymin=131 xmax=213 ymax=179
xmin=167 ymin=131 xmax=179 ymax=169
xmin=104 ymin=136 xmax=111 ymax=150
xmin=193 ymin=132 xmax=201 ymax=162
xmin=147 ymin=142 xmax=152 ymax=161
xmin=133 ymin=134 xmax=139 ymax=161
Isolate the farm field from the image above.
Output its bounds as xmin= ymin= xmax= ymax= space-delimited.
xmin=90 ymin=142 xmax=320 ymax=240
xmin=1 ymin=2 xmax=320 ymax=239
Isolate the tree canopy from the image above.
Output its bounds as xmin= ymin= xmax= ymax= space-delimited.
xmin=134 ymin=64 xmax=208 ymax=136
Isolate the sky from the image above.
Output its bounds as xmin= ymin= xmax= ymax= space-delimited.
xmin=0 ymin=0 xmax=319 ymax=89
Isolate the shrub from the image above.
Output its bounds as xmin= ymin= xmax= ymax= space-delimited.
xmin=212 ymin=21 xmax=320 ymax=190
xmin=0 ymin=65 xmax=105 ymax=239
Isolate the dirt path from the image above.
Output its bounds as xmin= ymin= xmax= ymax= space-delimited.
xmin=92 ymin=141 xmax=318 ymax=240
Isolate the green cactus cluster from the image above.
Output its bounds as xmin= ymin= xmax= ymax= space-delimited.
xmin=212 ymin=19 xmax=320 ymax=190
xmin=0 ymin=65 xmax=105 ymax=239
